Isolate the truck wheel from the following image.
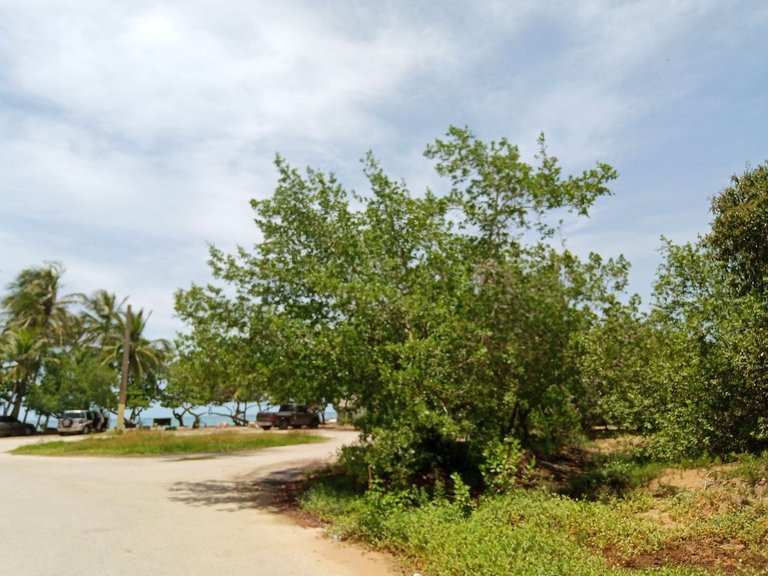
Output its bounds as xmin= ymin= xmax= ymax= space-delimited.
xmin=278 ymin=418 xmax=288 ymax=430
xmin=82 ymin=425 xmax=91 ymax=435
xmin=260 ymin=425 xmax=272 ymax=431
xmin=310 ymin=418 xmax=319 ymax=429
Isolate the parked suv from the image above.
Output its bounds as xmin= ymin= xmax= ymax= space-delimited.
xmin=57 ymin=410 xmax=108 ymax=435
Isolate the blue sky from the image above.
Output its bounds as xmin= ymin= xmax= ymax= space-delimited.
xmin=1 ymin=0 xmax=766 ymax=338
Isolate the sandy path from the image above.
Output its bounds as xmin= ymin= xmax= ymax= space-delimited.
xmin=0 ymin=429 xmax=400 ymax=576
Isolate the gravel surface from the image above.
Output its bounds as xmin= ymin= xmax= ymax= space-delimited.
xmin=0 ymin=429 xmax=399 ymax=576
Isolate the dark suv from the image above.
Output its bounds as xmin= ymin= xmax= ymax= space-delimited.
xmin=0 ymin=415 xmax=35 ymax=437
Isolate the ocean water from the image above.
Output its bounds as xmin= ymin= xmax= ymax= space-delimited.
xmin=149 ymin=405 xmax=338 ymax=428
xmin=21 ymin=404 xmax=338 ymax=431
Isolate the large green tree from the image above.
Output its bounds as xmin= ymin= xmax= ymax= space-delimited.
xmin=707 ymin=162 xmax=768 ymax=296
xmin=576 ymin=162 xmax=768 ymax=459
xmin=643 ymin=238 xmax=768 ymax=456
xmin=177 ymin=127 xmax=627 ymax=485
xmin=172 ymin=284 xmax=267 ymax=425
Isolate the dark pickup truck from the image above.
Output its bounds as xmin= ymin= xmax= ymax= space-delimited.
xmin=256 ymin=404 xmax=321 ymax=430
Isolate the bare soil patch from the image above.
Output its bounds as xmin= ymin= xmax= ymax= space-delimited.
xmin=604 ymin=536 xmax=768 ymax=574
xmin=540 ymin=434 xmax=768 ymax=573
xmin=648 ymin=464 xmax=735 ymax=493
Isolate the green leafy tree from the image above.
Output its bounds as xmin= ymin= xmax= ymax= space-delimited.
xmin=27 ymin=349 xmax=116 ymax=425
xmin=640 ymin=163 xmax=768 ymax=457
xmin=575 ymin=296 xmax=658 ymax=432
xmin=177 ymin=127 xmax=624 ymax=486
xmin=707 ymin=162 xmax=768 ymax=296
xmin=0 ymin=327 xmax=47 ymax=417
xmin=644 ymin=238 xmax=768 ymax=457
xmin=162 ymin=358 xmax=209 ymax=427
xmin=173 ymin=284 xmax=267 ymax=425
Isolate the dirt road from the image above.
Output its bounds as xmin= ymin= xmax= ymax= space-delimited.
xmin=0 ymin=429 xmax=399 ymax=576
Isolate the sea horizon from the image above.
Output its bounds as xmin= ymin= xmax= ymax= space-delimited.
xmin=15 ymin=403 xmax=339 ymax=431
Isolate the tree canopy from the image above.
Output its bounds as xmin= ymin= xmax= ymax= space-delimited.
xmin=175 ymin=127 xmax=632 ymax=485
xmin=6 ymin=130 xmax=767 ymax=486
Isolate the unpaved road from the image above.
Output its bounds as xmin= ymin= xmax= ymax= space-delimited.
xmin=0 ymin=429 xmax=399 ymax=576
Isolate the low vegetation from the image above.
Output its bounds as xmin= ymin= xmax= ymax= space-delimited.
xmin=12 ymin=429 xmax=326 ymax=456
xmin=300 ymin=445 xmax=768 ymax=576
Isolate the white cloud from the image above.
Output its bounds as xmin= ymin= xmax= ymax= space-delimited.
xmin=0 ymin=0 xmax=764 ymax=339
xmin=0 ymin=1 xmax=451 ymax=145
xmin=0 ymin=1 xmax=460 ymax=338
xmin=458 ymin=0 xmax=724 ymax=167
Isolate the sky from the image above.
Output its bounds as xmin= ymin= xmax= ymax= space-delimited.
xmin=1 ymin=0 xmax=766 ymax=339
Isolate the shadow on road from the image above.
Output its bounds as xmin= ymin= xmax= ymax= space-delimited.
xmin=167 ymin=465 xmax=318 ymax=514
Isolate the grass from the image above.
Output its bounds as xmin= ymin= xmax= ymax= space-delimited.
xmin=12 ymin=429 xmax=327 ymax=456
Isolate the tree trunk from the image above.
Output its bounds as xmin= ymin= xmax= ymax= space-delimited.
xmin=172 ymin=410 xmax=185 ymax=427
xmin=10 ymin=392 xmax=23 ymax=419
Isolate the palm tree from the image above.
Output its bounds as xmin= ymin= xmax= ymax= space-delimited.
xmin=102 ymin=307 xmax=172 ymax=425
xmin=0 ymin=327 xmax=50 ymax=417
xmin=78 ymin=290 xmax=127 ymax=352
xmin=2 ymin=262 xmax=74 ymax=343
xmin=0 ymin=263 xmax=75 ymax=417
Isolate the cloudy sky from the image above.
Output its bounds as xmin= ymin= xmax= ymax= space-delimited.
xmin=1 ymin=0 xmax=766 ymax=338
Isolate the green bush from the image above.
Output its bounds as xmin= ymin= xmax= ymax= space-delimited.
xmin=480 ymin=436 xmax=535 ymax=494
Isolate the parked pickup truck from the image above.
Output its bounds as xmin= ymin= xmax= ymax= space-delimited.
xmin=256 ymin=404 xmax=321 ymax=430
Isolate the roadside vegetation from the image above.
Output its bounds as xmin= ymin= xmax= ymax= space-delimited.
xmin=12 ymin=429 xmax=325 ymax=456
xmin=4 ymin=128 xmax=768 ymax=573
xmin=299 ymin=442 xmax=768 ymax=576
